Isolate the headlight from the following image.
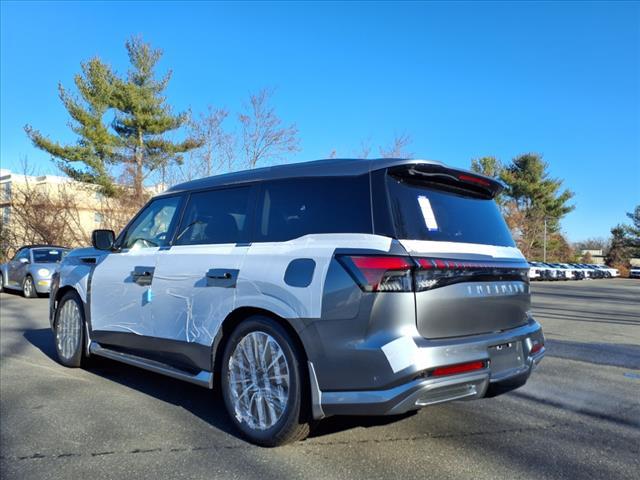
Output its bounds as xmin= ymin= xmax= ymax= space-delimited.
xmin=37 ymin=268 xmax=51 ymax=277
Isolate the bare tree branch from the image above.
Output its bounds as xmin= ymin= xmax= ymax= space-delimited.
xmin=357 ymin=139 xmax=372 ymax=159
xmin=239 ymin=89 xmax=300 ymax=169
xmin=187 ymin=106 xmax=235 ymax=178
xmin=379 ymin=133 xmax=413 ymax=158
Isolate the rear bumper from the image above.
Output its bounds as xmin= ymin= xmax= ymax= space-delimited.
xmin=311 ymin=320 xmax=545 ymax=418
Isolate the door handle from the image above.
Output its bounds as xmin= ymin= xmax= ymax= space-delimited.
xmin=205 ymin=268 xmax=238 ymax=288
xmin=131 ymin=266 xmax=155 ymax=286
xmin=206 ymin=271 xmax=232 ymax=280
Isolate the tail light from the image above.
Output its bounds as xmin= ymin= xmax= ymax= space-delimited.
xmin=414 ymin=258 xmax=529 ymax=291
xmin=338 ymin=255 xmax=529 ymax=293
xmin=457 ymin=173 xmax=492 ymax=187
xmin=336 ymin=256 xmax=413 ymax=292
xmin=529 ymin=340 xmax=544 ymax=355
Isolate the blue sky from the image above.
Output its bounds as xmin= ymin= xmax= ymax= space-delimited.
xmin=1 ymin=1 xmax=638 ymax=241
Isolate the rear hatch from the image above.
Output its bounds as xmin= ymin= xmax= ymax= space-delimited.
xmin=383 ymin=163 xmax=530 ymax=339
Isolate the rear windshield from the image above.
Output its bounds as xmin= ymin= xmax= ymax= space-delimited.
xmin=386 ymin=175 xmax=515 ymax=247
xmin=32 ymin=249 xmax=67 ymax=263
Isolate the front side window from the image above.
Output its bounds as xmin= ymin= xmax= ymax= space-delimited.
xmin=255 ymin=176 xmax=372 ymax=242
xmin=120 ymin=196 xmax=182 ymax=250
xmin=13 ymin=249 xmax=29 ymax=262
xmin=175 ymin=187 xmax=251 ymax=245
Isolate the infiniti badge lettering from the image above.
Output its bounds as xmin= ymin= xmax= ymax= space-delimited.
xmin=466 ymin=282 xmax=527 ymax=297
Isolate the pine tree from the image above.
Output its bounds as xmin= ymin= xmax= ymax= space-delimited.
xmin=25 ymin=37 xmax=201 ymax=199
xmin=624 ymin=205 xmax=640 ymax=257
xmin=471 ymin=156 xmax=505 ymax=207
xmin=111 ymin=37 xmax=202 ymax=199
xmin=25 ymin=59 xmax=119 ymax=195
xmin=498 ymin=153 xmax=574 ymax=259
xmin=606 ymin=225 xmax=631 ymax=267
xmin=470 ymin=156 xmax=503 ymax=179
xmin=501 ymin=154 xmax=574 ymax=228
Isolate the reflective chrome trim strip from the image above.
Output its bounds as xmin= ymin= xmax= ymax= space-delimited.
xmin=321 ymin=370 xmax=490 ymax=416
xmin=89 ymin=342 xmax=213 ymax=388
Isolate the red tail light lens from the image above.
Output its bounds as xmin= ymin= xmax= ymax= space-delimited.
xmin=337 ymin=255 xmax=529 ymax=293
xmin=529 ymin=340 xmax=544 ymax=355
xmin=337 ymin=255 xmax=414 ymax=292
xmin=457 ymin=173 xmax=492 ymax=187
xmin=432 ymin=360 xmax=486 ymax=377
xmin=414 ymin=258 xmax=529 ymax=291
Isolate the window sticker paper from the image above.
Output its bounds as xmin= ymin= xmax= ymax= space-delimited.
xmin=418 ymin=196 xmax=439 ymax=231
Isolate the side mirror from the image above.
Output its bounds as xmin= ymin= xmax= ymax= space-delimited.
xmin=19 ymin=257 xmax=30 ymax=264
xmin=92 ymin=229 xmax=116 ymax=251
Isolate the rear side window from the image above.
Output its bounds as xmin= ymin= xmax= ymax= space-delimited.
xmin=386 ymin=175 xmax=515 ymax=247
xmin=175 ymin=187 xmax=251 ymax=245
xmin=255 ymin=176 xmax=372 ymax=242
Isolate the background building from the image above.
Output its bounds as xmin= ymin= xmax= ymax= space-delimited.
xmin=580 ymin=249 xmax=605 ymax=265
xmin=0 ymin=168 xmax=163 ymax=261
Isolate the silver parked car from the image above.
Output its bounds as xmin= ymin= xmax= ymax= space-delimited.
xmin=49 ymin=158 xmax=545 ymax=446
xmin=0 ymin=245 xmax=69 ymax=297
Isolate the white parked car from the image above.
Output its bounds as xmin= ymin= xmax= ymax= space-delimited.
xmin=559 ymin=263 xmax=585 ymax=280
xmin=629 ymin=266 xmax=640 ymax=279
xmin=553 ymin=263 xmax=582 ymax=280
xmin=545 ymin=263 xmax=571 ymax=280
xmin=592 ymin=264 xmax=619 ymax=278
xmin=528 ymin=262 xmax=555 ymax=280
xmin=527 ymin=262 xmax=542 ymax=280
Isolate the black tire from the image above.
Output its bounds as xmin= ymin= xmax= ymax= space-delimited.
xmin=22 ymin=275 xmax=37 ymax=298
xmin=0 ymin=273 xmax=4 ymax=292
xmin=53 ymin=291 xmax=86 ymax=368
xmin=220 ymin=316 xmax=311 ymax=447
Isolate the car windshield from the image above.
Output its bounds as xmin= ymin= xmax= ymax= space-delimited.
xmin=32 ymin=248 xmax=67 ymax=263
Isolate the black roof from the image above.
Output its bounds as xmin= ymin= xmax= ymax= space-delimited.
xmin=18 ymin=245 xmax=69 ymax=251
xmin=163 ymin=158 xmax=445 ymax=195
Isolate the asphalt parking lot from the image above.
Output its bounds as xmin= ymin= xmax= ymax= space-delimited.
xmin=1 ymin=279 xmax=639 ymax=480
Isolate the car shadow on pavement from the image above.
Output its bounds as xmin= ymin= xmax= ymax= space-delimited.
xmin=308 ymin=411 xmax=418 ymax=438
xmin=23 ymin=328 xmax=59 ymax=362
xmin=22 ymin=327 xmax=415 ymax=442
xmin=23 ymin=328 xmax=241 ymax=439
xmin=0 ymin=288 xmax=24 ymax=298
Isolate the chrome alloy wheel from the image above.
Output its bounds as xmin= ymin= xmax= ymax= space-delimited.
xmin=23 ymin=277 xmax=34 ymax=297
xmin=227 ymin=331 xmax=290 ymax=431
xmin=56 ymin=299 xmax=82 ymax=360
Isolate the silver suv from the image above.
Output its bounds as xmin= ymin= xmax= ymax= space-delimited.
xmin=50 ymin=158 xmax=545 ymax=446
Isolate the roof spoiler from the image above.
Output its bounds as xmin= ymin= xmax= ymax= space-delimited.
xmin=386 ymin=163 xmax=505 ymax=199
